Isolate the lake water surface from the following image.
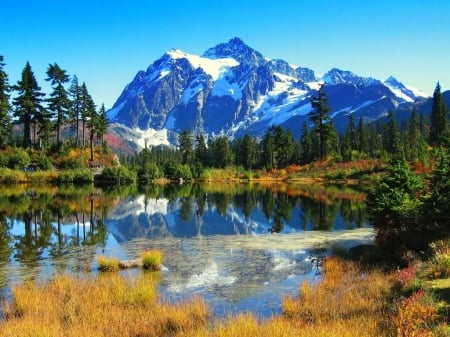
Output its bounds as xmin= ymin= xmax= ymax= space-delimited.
xmin=0 ymin=183 xmax=374 ymax=318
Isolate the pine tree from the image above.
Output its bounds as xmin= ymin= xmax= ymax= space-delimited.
xmin=178 ymin=130 xmax=194 ymax=165
xmin=68 ymin=75 xmax=82 ymax=147
xmin=46 ymin=63 xmax=71 ymax=148
xmin=261 ymin=131 xmax=275 ymax=169
xmin=96 ymin=103 xmax=108 ymax=144
xmin=383 ymin=111 xmax=402 ymax=159
xmin=12 ymin=62 xmax=46 ymax=148
xmin=80 ymin=82 xmax=94 ymax=147
xmin=309 ymin=84 xmax=332 ymax=160
xmin=429 ymin=82 xmax=448 ymax=147
xmin=342 ymin=114 xmax=358 ymax=159
xmin=0 ymin=55 xmax=11 ymax=148
xmin=299 ymin=121 xmax=313 ymax=163
xmin=79 ymin=83 xmax=97 ymax=160
xmin=358 ymin=117 xmax=368 ymax=154
xmin=195 ymin=134 xmax=208 ymax=166
xmin=406 ymin=108 xmax=428 ymax=162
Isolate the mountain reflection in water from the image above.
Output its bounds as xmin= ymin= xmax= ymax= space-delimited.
xmin=0 ymin=183 xmax=373 ymax=318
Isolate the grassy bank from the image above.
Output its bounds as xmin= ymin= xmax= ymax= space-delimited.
xmin=2 ymin=248 xmax=448 ymax=337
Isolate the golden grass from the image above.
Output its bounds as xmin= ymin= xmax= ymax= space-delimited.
xmin=0 ymin=273 xmax=208 ymax=337
xmin=96 ymin=256 xmax=120 ymax=272
xmin=0 ymin=257 xmax=399 ymax=337
xmin=140 ymin=250 xmax=162 ymax=271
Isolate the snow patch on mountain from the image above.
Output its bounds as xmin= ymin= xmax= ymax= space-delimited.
xmin=167 ymin=49 xmax=239 ymax=81
xmin=108 ymin=123 xmax=169 ymax=148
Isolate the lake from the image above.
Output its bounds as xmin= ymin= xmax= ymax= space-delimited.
xmin=0 ymin=182 xmax=374 ymax=318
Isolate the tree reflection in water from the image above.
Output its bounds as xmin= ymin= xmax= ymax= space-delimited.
xmin=0 ymin=182 xmax=369 ymax=306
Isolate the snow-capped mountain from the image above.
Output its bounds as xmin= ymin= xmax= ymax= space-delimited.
xmin=107 ymin=37 xmax=429 ymax=148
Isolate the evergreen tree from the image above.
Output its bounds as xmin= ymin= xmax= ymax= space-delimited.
xmin=209 ymin=136 xmax=233 ymax=168
xmin=96 ymin=103 xmax=108 ymax=144
xmin=46 ymin=63 xmax=71 ymax=148
xmin=274 ymin=127 xmax=295 ymax=168
xmin=79 ymin=83 xmax=97 ymax=160
xmin=195 ymin=134 xmax=208 ymax=166
xmin=429 ymin=82 xmax=448 ymax=147
xmin=367 ymin=158 xmax=424 ymax=250
xmin=241 ymin=133 xmax=258 ymax=170
xmin=341 ymin=114 xmax=358 ymax=160
xmin=178 ymin=130 xmax=194 ymax=165
xmin=424 ymin=148 xmax=450 ymax=235
xmin=406 ymin=108 xmax=428 ymax=162
xmin=358 ymin=117 xmax=368 ymax=154
xmin=383 ymin=111 xmax=402 ymax=159
xmin=68 ymin=75 xmax=82 ymax=147
xmin=309 ymin=84 xmax=332 ymax=160
xmin=299 ymin=122 xmax=313 ymax=163
xmin=80 ymin=82 xmax=93 ymax=147
xmin=0 ymin=55 xmax=11 ymax=148
xmin=12 ymin=62 xmax=46 ymax=148
xmin=261 ymin=131 xmax=275 ymax=169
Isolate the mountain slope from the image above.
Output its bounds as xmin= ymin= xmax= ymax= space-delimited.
xmin=107 ymin=38 xmax=429 ymax=149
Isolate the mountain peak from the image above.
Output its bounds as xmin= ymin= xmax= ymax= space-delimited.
xmin=322 ymin=68 xmax=378 ymax=86
xmin=203 ymin=37 xmax=266 ymax=66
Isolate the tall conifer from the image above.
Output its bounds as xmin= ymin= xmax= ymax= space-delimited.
xmin=12 ymin=62 xmax=45 ymax=148
xmin=0 ymin=55 xmax=11 ymax=148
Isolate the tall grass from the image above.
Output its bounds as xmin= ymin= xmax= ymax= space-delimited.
xmin=140 ymin=250 xmax=162 ymax=271
xmin=0 ymin=273 xmax=207 ymax=337
xmin=5 ymin=256 xmax=446 ymax=337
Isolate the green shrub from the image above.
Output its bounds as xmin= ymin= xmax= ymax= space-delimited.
xmin=138 ymin=162 xmax=162 ymax=182
xmin=7 ymin=148 xmax=31 ymax=169
xmin=164 ymin=163 xmax=192 ymax=180
xmin=37 ymin=155 xmax=54 ymax=171
xmin=56 ymin=169 xmax=93 ymax=184
xmin=97 ymin=166 xmax=136 ymax=184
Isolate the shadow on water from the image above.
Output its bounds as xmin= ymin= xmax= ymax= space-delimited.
xmin=0 ymin=182 xmax=373 ymax=318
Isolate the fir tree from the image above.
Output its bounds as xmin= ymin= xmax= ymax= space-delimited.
xmin=429 ymin=82 xmax=448 ymax=147
xmin=12 ymin=62 xmax=46 ymax=148
xmin=309 ymin=84 xmax=332 ymax=160
xmin=68 ymin=75 xmax=82 ymax=147
xmin=195 ymin=134 xmax=208 ymax=166
xmin=358 ymin=117 xmax=368 ymax=154
xmin=46 ymin=63 xmax=71 ymax=148
xmin=299 ymin=121 xmax=313 ymax=163
xmin=406 ymin=108 xmax=428 ymax=162
xmin=0 ymin=55 xmax=11 ymax=148
xmin=96 ymin=103 xmax=108 ymax=144
xmin=383 ymin=111 xmax=402 ymax=159
xmin=178 ymin=130 xmax=194 ymax=165
xmin=80 ymin=82 xmax=94 ymax=147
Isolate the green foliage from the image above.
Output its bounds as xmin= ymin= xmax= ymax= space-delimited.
xmin=0 ymin=55 xmax=11 ymax=149
xmin=4 ymin=147 xmax=31 ymax=169
xmin=56 ymin=169 xmax=94 ymax=184
xmin=164 ymin=162 xmax=193 ymax=180
xmin=367 ymin=159 xmax=424 ymax=250
xmin=423 ymin=149 xmax=450 ymax=233
xmin=0 ymin=167 xmax=26 ymax=183
xmin=37 ymin=155 xmax=54 ymax=170
xmin=137 ymin=161 xmax=163 ymax=182
xmin=97 ymin=166 xmax=136 ymax=184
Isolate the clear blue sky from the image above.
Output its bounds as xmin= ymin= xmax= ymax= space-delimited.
xmin=2 ymin=0 xmax=449 ymax=109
